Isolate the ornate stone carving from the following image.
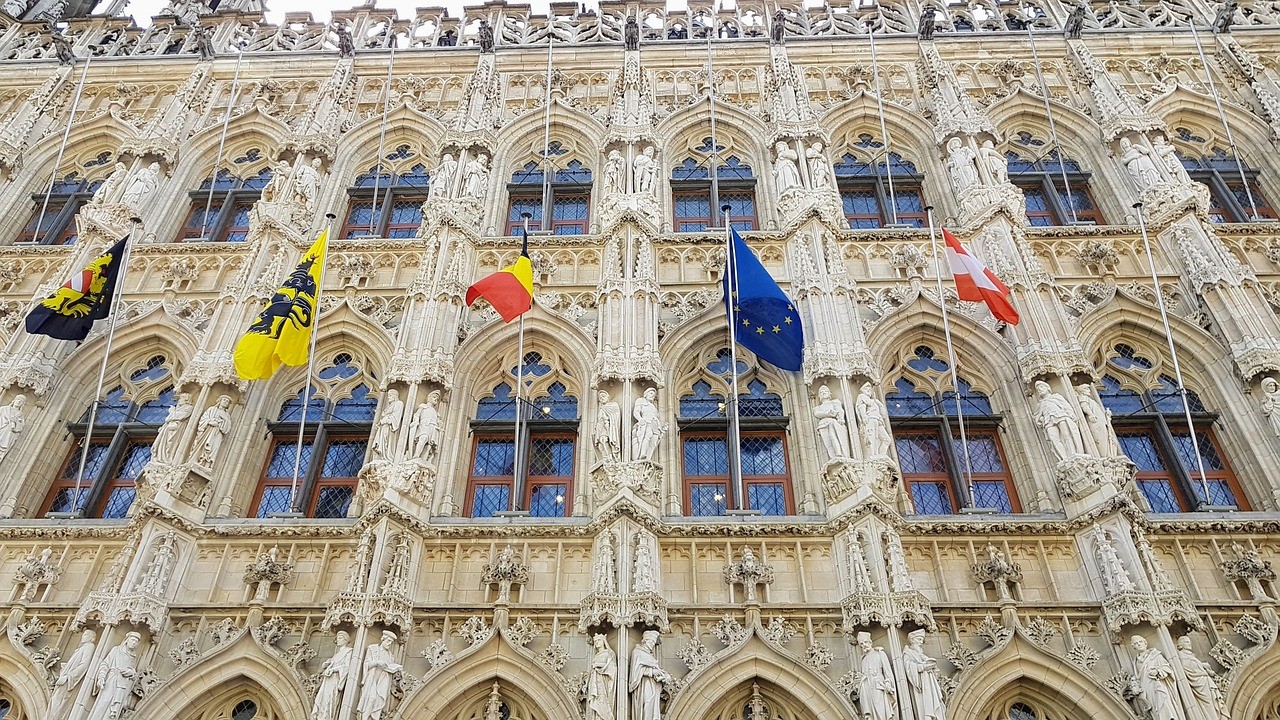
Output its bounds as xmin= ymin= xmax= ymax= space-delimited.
xmin=482 ymin=545 xmax=529 ymax=605
xmin=854 ymin=631 xmax=899 ymax=720
xmin=971 ymin=544 xmax=1022 ymax=601
xmin=1220 ymin=541 xmax=1276 ymax=600
xmin=14 ymin=546 xmax=60 ymax=601
xmin=724 ymin=547 xmax=774 ymax=603
xmin=243 ymin=545 xmax=294 ymax=602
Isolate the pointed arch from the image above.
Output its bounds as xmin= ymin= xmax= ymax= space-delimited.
xmin=0 ymin=637 xmax=50 ymax=720
xmin=986 ymin=90 xmax=1105 ymax=156
xmin=493 ymin=102 xmax=607 ymax=164
xmin=865 ymin=298 xmax=1017 ymax=387
xmin=456 ymin=310 xmax=595 ymax=399
xmin=1149 ymin=86 xmax=1274 ymax=157
xmin=821 ymin=93 xmax=938 ymax=164
xmin=658 ymin=97 xmax=770 ymax=158
xmin=1228 ymin=635 xmax=1280 ymax=720
xmin=335 ymin=104 xmax=447 ymax=170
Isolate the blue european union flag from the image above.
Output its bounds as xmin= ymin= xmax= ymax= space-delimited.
xmin=722 ymin=228 xmax=804 ymax=371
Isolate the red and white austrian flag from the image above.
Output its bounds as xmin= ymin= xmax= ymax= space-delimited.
xmin=942 ymin=228 xmax=1020 ymax=326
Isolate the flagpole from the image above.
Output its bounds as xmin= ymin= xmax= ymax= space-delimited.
xmin=925 ymin=206 xmax=977 ymax=511
xmin=706 ymin=9 xmax=721 ymax=223
xmin=200 ymin=47 xmax=244 ymax=242
xmin=33 ymin=56 xmax=92 ymax=246
xmin=367 ymin=45 xmax=397 ymax=236
xmin=286 ymin=213 xmax=336 ymax=515
xmin=505 ymin=217 xmax=536 ymax=513
xmin=51 ymin=218 xmax=138 ymax=519
xmin=1024 ymin=14 xmax=1080 ymax=223
xmin=1133 ymin=202 xmax=1217 ymax=508
xmin=866 ymin=17 xmax=900 ymax=225
xmin=539 ymin=17 xmax=555 ymax=232
xmin=1187 ymin=20 xmax=1261 ymax=220
xmin=723 ymin=206 xmax=745 ymax=512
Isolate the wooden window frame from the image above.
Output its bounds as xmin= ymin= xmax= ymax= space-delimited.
xmin=524 ymin=430 xmax=576 ymax=517
xmin=670 ymin=180 xmax=758 ymax=232
xmin=16 ymin=185 xmax=97 ymax=245
xmin=1110 ymin=412 xmax=1249 ymax=512
xmin=176 ymin=175 xmax=267 ymax=243
xmin=253 ymin=419 xmax=371 ymax=519
xmin=1013 ymin=173 xmax=1104 ymax=226
xmin=677 ymin=421 xmax=794 ymax=516
xmin=465 ymin=421 xmax=579 ymax=518
xmin=890 ymin=413 xmax=1021 ymax=515
xmin=41 ymin=420 xmax=156 ymax=519
xmin=838 ymin=180 xmax=927 ymax=229
xmin=1188 ymin=168 xmax=1278 ymax=223
xmin=505 ymin=182 xmax=593 ymax=236
xmin=340 ymin=185 xmax=431 ymax=239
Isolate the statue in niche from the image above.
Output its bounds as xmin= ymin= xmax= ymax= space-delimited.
xmin=1261 ymin=377 xmax=1280 ymax=439
xmin=1092 ymin=524 xmax=1135 ymax=594
xmin=430 ymin=153 xmax=457 ymax=197
xmin=945 ymin=137 xmax=979 ymax=194
xmin=90 ymin=163 xmax=128 ymax=205
xmin=979 ymin=139 xmax=1007 ymax=183
xmin=631 ymin=387 xmax=664 ymax=462
xmin=51 ymin=30 xmax=75 ymax=65
xmin=624 ymin=16 xmax=640 ymax=51
xmin=478 ymin=19 xmax=494 ymax=53
xmin=334 ymin=22 xmax=355 ymax=57
xmin=357 ymin=631 xmax=402 ymax=720
xmin=1033 ymin=380 xmax=1086 ymax=462
xmin=191 ymin=395 xmax=233 ymax=467
xmin=85 ymin=632 xmax=142 ymax=720
xmin=901 ymin=629 xmax=947 ymax=720
xmin=311 ymin=631 xmax=354 ymax=720
xmin=773 ymin=141 xmax=803 ymax=195
xmin=592 ymin=530 xmax=617 ymax=595
xmin=629 ymin=630 xmax=670 ymax=720
xmin=1212 ymin=0 xmax=1238 ymax=33
xmin=813 ymin=385 xmax=852 ymax=461
xmin=585 ymin=633 xmax=617 ymax=720
xmin=856 ymin=383 xmax=893 ymax=460
xmin=1175 ymin=635 xmax=1226 ymax=720
xmin=847 ymin=534 xmax=874 ymax=593
xmin=593 ymin=390 xmax=621 ymax=463
xmin=371 ymin=389 xmax=404 ymax=463
xmin=411 ymin=390 xmax=443 ymax=466
xmin=633 ymin=533 xmax=657 ymax=593
xmin=770 ymin=9 xmax=786 ymax=43
xmin=633 ymin=146 xmax=657 ymax=195
xmin=1128 ymin=635 xmax=1183 ymax=720
xmin=1151 ymin=136 xmax=1189 ymax=183
xmin=917 ymin=6 xmax=937 ymax=40
xmin=261 ymin=160 xmax=293 ymax=203
xmin=137 ymin=533 xmax=177 ymax=595
xmin=806 ymin=143 xmax=831 ymax=189
xmin=604 ymin=150 xmax=625 ymax=195
xmin=45 ymin=629 xmax=96 ymax=720
xmin=1075 ymin=384 xmax=1120 ymax=457
xmin=1064 ymin=1 xmax=1087 ymax=38
xmin=120 ymin=162 xmax=160 ymax=210
xmin=463 ymin=154 xmax=490 ymax=200
xmin=1119 ymin=137 xmax=1161 ymax=190
xmin=856 ymin=631 xmax=898 ymax=720
xmin=0 ymin=394 xmax=27 ymax=465
xmin=152 ymin=392 xmax=194 ymax=465
xmin=293 ymin=158 xmax=323 ymax=211
xmin=194 ymin=25 xmax=215 ymax=61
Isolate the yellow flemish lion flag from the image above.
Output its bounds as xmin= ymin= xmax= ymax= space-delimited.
xmin=234 ymin=230 xmax=328 ymax=380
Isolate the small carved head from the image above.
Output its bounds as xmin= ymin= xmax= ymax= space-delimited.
xmin=217 ymin=394 xmax=232 ymax=408
xmin=11 ymin=394 xmax=25 ymax=408
xmin=1034 ymin=380 xmax=1051 ymax=396
xmin=817 ymin=385 xmax=831 ymax=401
xmin=82 ymin=629 xmax=97 ymax=643
xmin=123 ymin=631 xmax=142 ymax=649
xmin=856 ymin=631 xmax=872 ymax=649
xmin=1129 ymin=635 xmax=1148 ymax=652
xmin=427 ymin=389 xmax=442 ymax=405
xmin=643 ymin=387 xmax=657 ymax=401
xmin=907 ymin=629 xmax=926 ymax=646
xmin=380 ymin=630 xmax=397 ymax=646
xmin=598 ymin=390 xmax=610 ymax=402
xmin=336 ymin=630 xmax=351 ymax=646
xmin=1264 ymin=377 xmax=1280 ymax=394
xmin=1175 ymin=635 xmax=1193 ymax=651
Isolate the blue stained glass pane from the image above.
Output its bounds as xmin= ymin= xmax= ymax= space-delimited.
xmin=842 ymin=189 xmax=879 ymax=218
xmin=511 ymin=162 xmax=544 ymax=185
xmin=477 ymin=383 xmax=517 ymax=421
xmin=1099 ymin=375 xmax=1145 ymax=414
xmin=683 ymin=436 xmax=728 ymax=476
xmin=1028 ymin=215 xmax=1054 ymax=228
xmin=1116 ymin=432 xmax=1165 ymax=472
xmin=48 ymin=487 xmax=90 ymax=514
xmin=255 ymin=486 xmax=293 ymax=518
xmin=738 ymin=380 xmax=783 ymax=418
xmin=957 ymin=435 xmax=1003 ymax=473
xmin=100 ymin=487 xmax=135 ymax=519
xmin=136 ymin=387 xmax=176 ymax=424
xmin=321 ymin=439 xmax=367 ymax=478
xmin=722 ymin=192 xmax=756 ymax=225
xmin=89 ymin=386 xmax=130 ymax=423
xmin=1138 ymin=480 xmax=1181 ymax=513
xmin=529 ymin=483 xmax=567 ymax=517
xmin=555 ymin=160 xmax=592 ymax=183
xmin=886 ymin=378 xmax=936 ymax=417
xmin=400 ymin=165 xmax=431 ymax=187
xmin=343 ymin=202 xmax=378 ymax=236
xmin=740 ymin=436 xmax=786 ymax=476
xmin=672 ymin=158 xmax=709 ymax=181
xmin=279 ymin=389 xmax=326 ymax=422
xmin=132 ymin=358 xmax=171 ymax=384
xmin=117 ymin=443 xmax=152 ymax=479
xmin=895 ymin=435 xmax=947 ymax=474
xmin=972 ymin=481 xmax=1013 ymax=513
xmin=473 ymin=440 xmax=515 ymax=477
xmin=680 ymin=381 xmax=725 ymax=419
xmin=554 ymin=224 xmax=583 ymax=236
xmin=910 ymin=481 xmax=954 ymax=515
xmin=267 ymin=441 xmax=314 ymax=478
xmin=242 ymin=168 xmax=273 ymax=189
xmin=706 ymin=348 xmax=749 ymax=377
xmin=894 ymin=190 xmax=925 ymax=213
xmin=314 ymin=486 xmax=354 ymax=518
xmin=389 ymin=200 xmax=423 ymax=225
xmin=333 ymin=385 xmax=377 ymax=423
xmin=553 ymin=195 xmax=589 ymax=220
xmin=62 ymin=442 xmax=111 ymax=481
xmin=942 ymin=380 xmax=994 ymax=415
xmin=529 ymin=437 xmax=574 ymax=476
xmin=1170 ymin=431 xmax=1224 ymax=472
xmin=719 ymin=156 xmax=753 ymax=179
xmin=748 ymin=483 xmax=786 ymax=516
xmin=531 ymin=382 xmax=578 ymax=419
xmin=689 ymin=483 xmax=727 ymax=516
xmin=354 ymin=169 xmax=394 ymax=188
xmin=516 ymin=352 xmax=552 ymax=379
xmin=679 ymin=221 xmax=709 ymax=232
xmin=674 ymin=193 xmax=711 ymax=221
xmin=509 ymin=196 xmax=543 ymax=223
xmin=471 ymin=484 xmax=511 ymax=517
xmin=1193 ymin=480 xmax=1237 ymax=508
xmin=319 ymin=356 xmax=359 ymax=379
xmin=907 ymin=346 xmax=948 ymax=372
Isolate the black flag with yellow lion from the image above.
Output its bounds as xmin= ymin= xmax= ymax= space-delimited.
xmin=25 ymin=237 xmax=128 ymax=341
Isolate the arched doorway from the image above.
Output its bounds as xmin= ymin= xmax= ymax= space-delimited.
xmin=174 ymin=677 xmax=286 ymax=720
xmin=978 ymin=679 xmax=1123 ymax=720
xmin=698 ymin=679 xmax=819 ymax=720
xmin=415 ymin=679 xmax=548 ymax=720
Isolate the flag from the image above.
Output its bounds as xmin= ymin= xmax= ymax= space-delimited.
xmin=234 ymin=229 xmax=329 ymax=380
xmin=723 ymin=228 xmax=805 ymax=371
xmin=942 ymin=228 xmax=1019 ymax=325
xmin=25 ymin=236 xmax=129 ymax=341
xmin=465 ymin=230 xmax=534 ymax=323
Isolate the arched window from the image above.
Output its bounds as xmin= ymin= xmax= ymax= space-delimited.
xmin=41 ymin=354 xmax=176 ymax=518
xmin=677 ymin=348 xmax=792 ymax=516
xmin=15 ymin=151 xmax=115 ymax=245
xmin=834 ymin=133 xmax=927 ymax=228
xmin=175 ymin=148 xmax=273 ymax=242
xmin=671 ymin=137 xmax=758 ymax=231
xmin=339 ymin=144 xmax=432 ymax=239
xmin=1096 ymin=342 xmax=1248 ymax=512
xmin=466 ymin=351 xmax=580 ymax=518
xmin=1005 ymin=132 xmax=1104 ymax=226
xmin=1173 ymin=126 xmax=1277 ymax=223
xmin=886 ymin=346 xmax=1019 ymax=515
xmin=505 ymin=141 xmax=592 ymax=235
xmin=252 ymin=353 xmax=378 ymax=518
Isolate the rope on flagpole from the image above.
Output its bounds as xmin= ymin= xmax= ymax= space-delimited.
xmin=723 ymin=205 xmax=745 ymax=512
xmin=866 ymin=14 xmax=900 ymax=226
xmin=1024 ymin=11 xmax=1080 ymax=223
xmin=33 ymin=56 xmax=92 ymax=246
xmin=367 ymin=45 xmax=397 ymax=236
xmin=1133 ymin=202 xmax=1218 ymax=508
xmin=199 ymin=47 xmax=245 ymax=242
xmin=925 ymin=206 xmax=978 ymax=510
xmin=52 ymin=217 xmax=138 ymax=519
xmin=1187 ymin=20 xmax=1262 ymax=220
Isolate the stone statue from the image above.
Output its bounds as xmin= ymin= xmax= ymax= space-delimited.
xmin=0 ymin=394 xmax=27 ymax=465
xmin=411 ymin=390 xmax=442 ymax=466
xmin=884 ymin=532 xmax=914 ymax=592
xmin=1033 ymin=380 xmax=1085 ymax=461
xmin=806 ymin=143 xmax=830 ymax=189
xmin=770 ymin=9 xmax=786 ymax=44
xmin=293 ymin=157 xmax=323 ymax=210
xmin=152 ymin=392 xmax=194 ymax=465
xmin=357 ymin=631 xmax=403 ymax=720
xmin=120 ymin=162 xmax=160 ymax=209
xmin=1092 ymin=525 xmax=1135 ymax=594
xmin=91 ymin=162 xmax=128 ymax=205
xmin=484 ymin=683 xmax=502 ymax=720
xmin=137 ymin=532 xmax=177 ymax=595
xmin=629 ymin=630 xmax=670 ymax=720
xmin=311 ymin=630 xmax=354 ymax=720
xmin=773 ymin=141 xmax=803 ymax=195
xmin=1262 ymin=378 xmax=1280 ymax=439
xmin=1075 ymin=384 xmax=1120 ymax=457
xmin=431 ymin=153 xmax=457 ymax=197
xmin=585 ymin=633 xmax=617 ymax=720
xmin=624 ymin=15 xmax=640 ymax=51
xmin=372 ymin=389 xmax=404 ymax=463
xmin=902 ymin=629 xmax=946 ymax=720
xmin=593 ymin=530 xmax=617 ymax=595
xmin=945 ymin=137 xmax=979 ymax=194
xmin=856 ymin=631 xmax=898 ymax=720
xmin=856 ymin=383 xmax=893 ymax=460
xmin=46 ymin=629 xmax=96 ymax=720
xmin=463 ymin=154 xmax=490 ymax=200
xmin=917 ymin=6 xmax=937 ymax=40
xmin=478 ymin=19 xmax=494 ymax=53
xmin=593 ymin=390 xmax=621 ymax=463
xmin=191 ymin=395 xmax=233 ymax=467
xmin=1175 ymin=635 xmax=1226 ymax=720
xmin=194 ymin=24 xmax=216 ymax=61
xmin=633 ymin=146 xmax=657 ymax=195
xmin=1212 ymin=0 xmax=1237 ymax=33
xmin=979 ymin=139 xmax=1007 ymax=183
xmin=334 ymin=22 xmax=355 ymax=57
xmin=813 ymin=385 xmax=852 ymax=461
xmin=1151 ymin=135 xmax=1189 ymax=183
xmin=631 ymin=387 xmax=664 ymax=462
xmin=604 ymin=150 xmax=625 ymax=195
xmin=1119 ymin=137 xmax=1161 ymax=190
xmin=51 ymin=30 xmax=75 ymax=65
xmin=1064 ymin=1 xmax=1087 ymax=38
xmin=1129 ymin=635 xmax=1182 ymax=720
xmin=86 ymin=632 xmax=142 ymax=720
xmin=633 ymin=532 xmax=657 ymax=593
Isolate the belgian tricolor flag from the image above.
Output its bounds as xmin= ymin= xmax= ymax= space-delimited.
xmin=25 ymin=236 xmax=129 ymax=341
xmin=465 ymin=230 xmax=534 ymax=322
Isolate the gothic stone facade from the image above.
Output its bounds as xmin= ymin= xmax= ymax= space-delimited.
xmin=3 ymin=2 xmax=1280 ymax=720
